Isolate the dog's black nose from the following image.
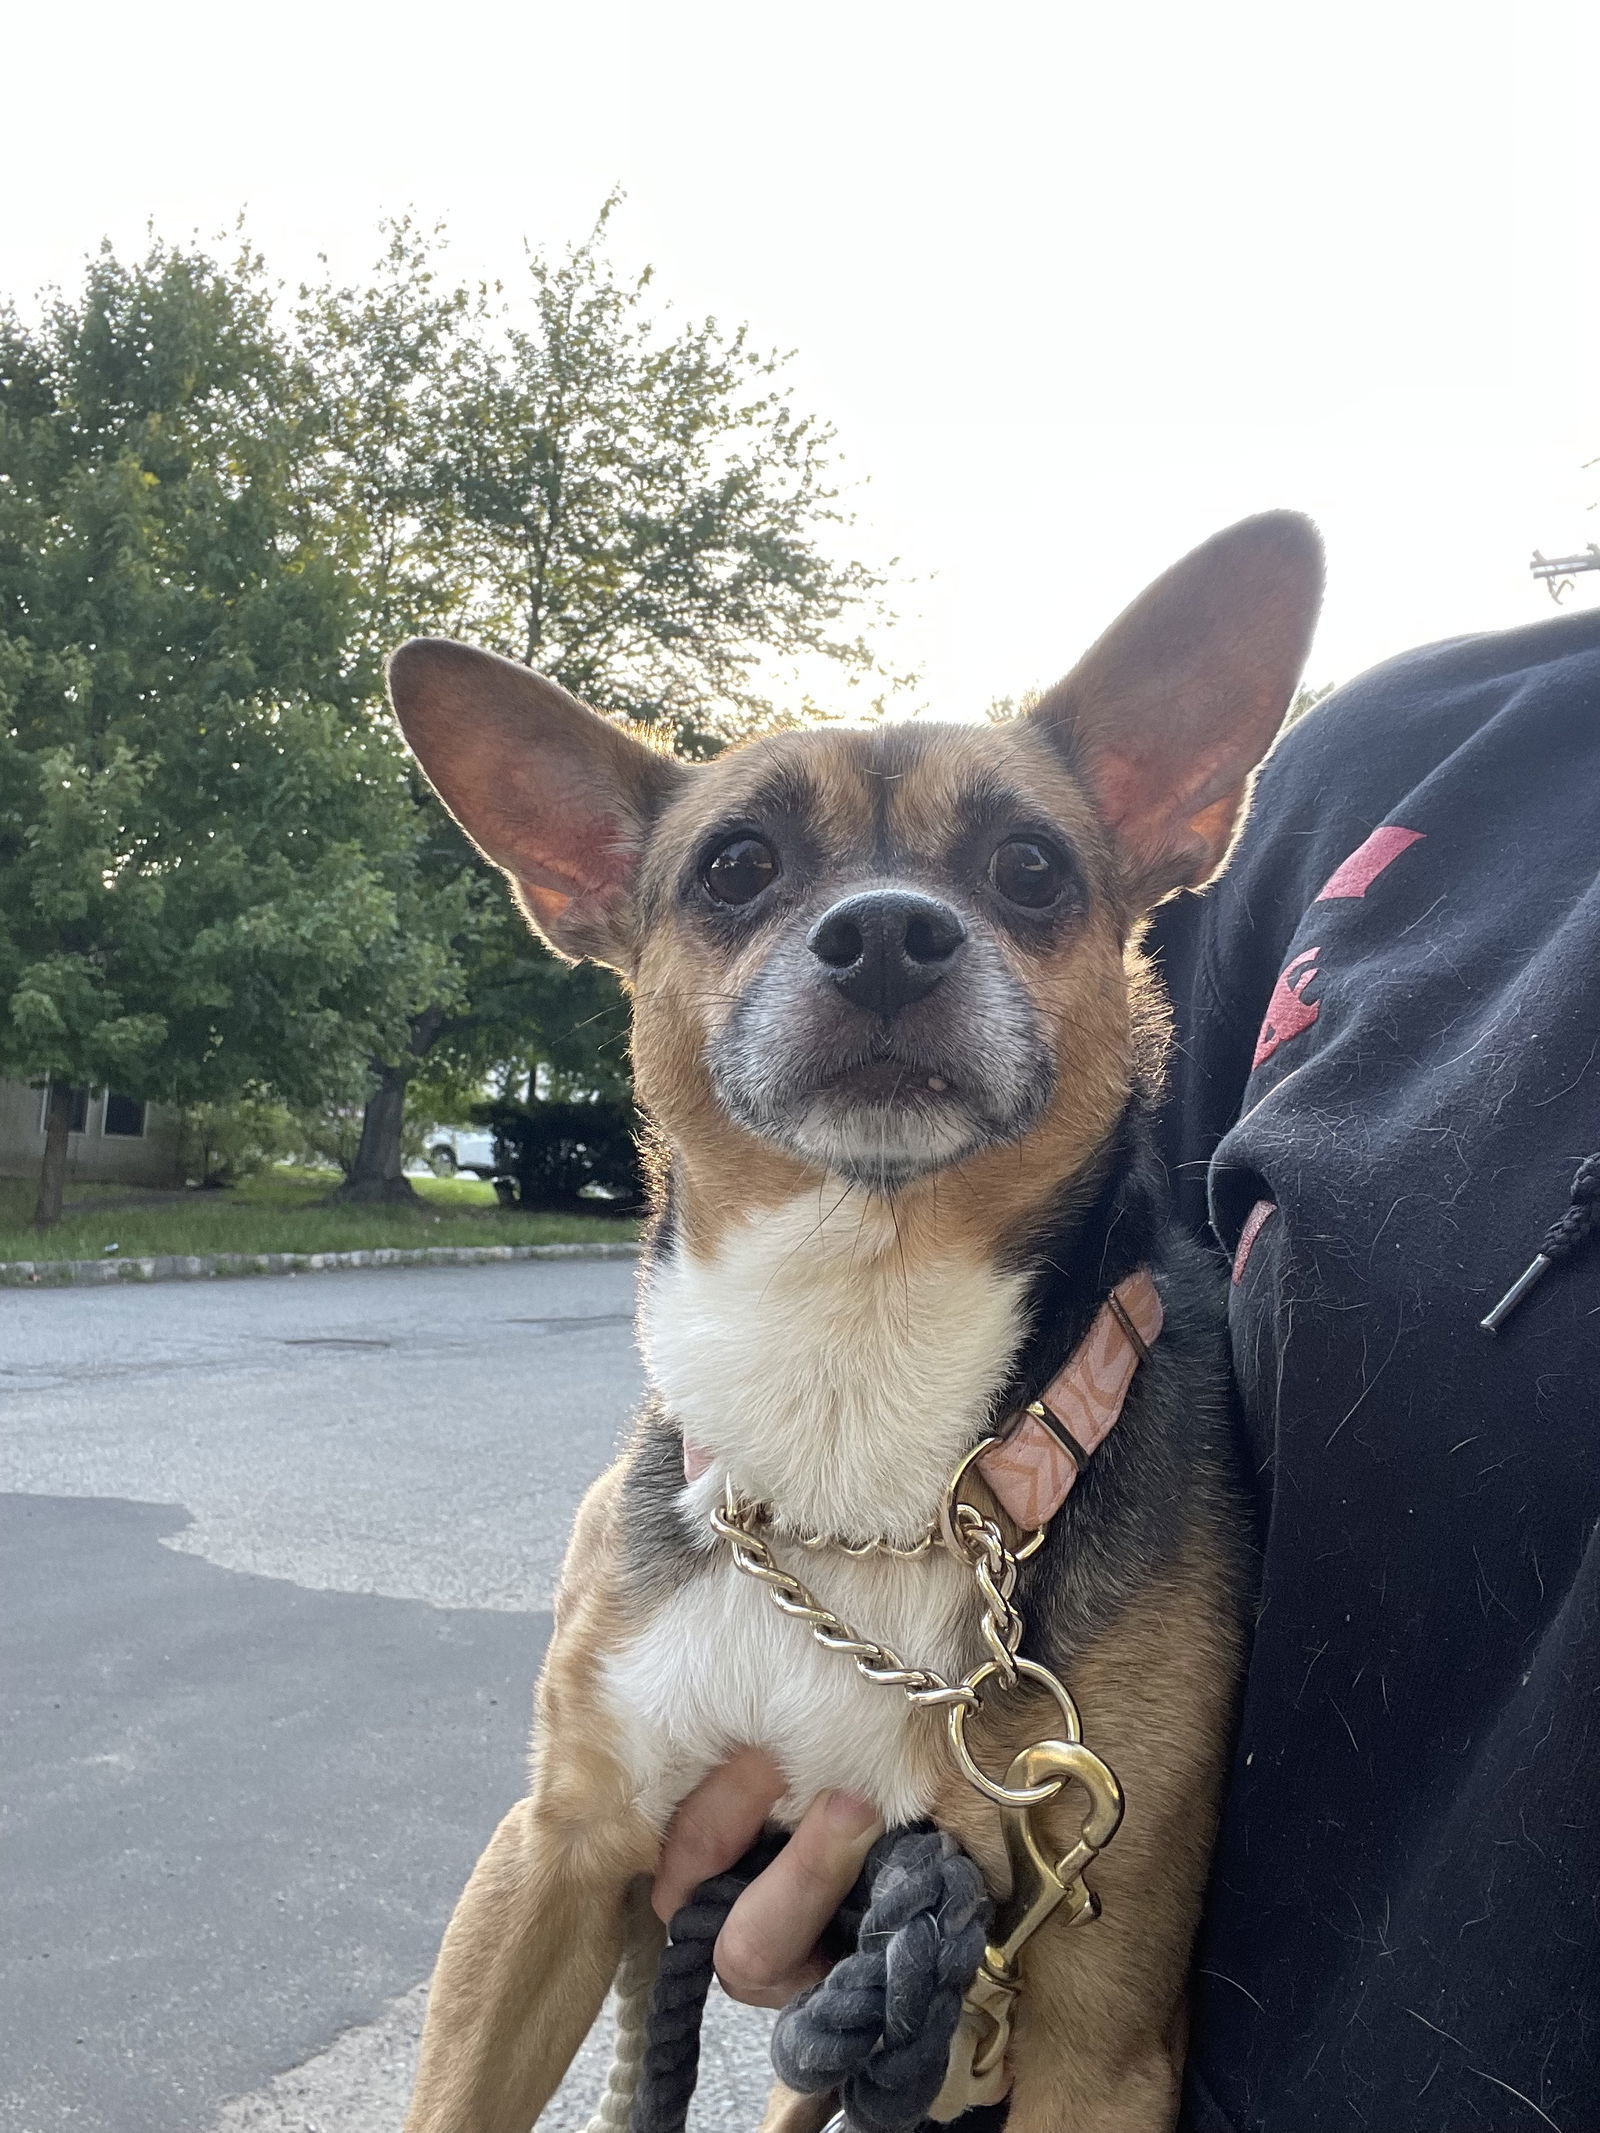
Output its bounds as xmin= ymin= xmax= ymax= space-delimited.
xmin=807 ymin=891 xmax=967 ymax=1018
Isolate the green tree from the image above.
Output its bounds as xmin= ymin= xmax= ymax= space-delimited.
xmin=0 ymin=213 xmax=894 ymax=1223
xmin=0 ymin=238 xmax=411 ymax=1224
xmin=305 ymin=207 xmax=893 ymax=1200
xmin=442 ymin=198 xmax=885 ymax=739
xmin=292 ymin=219 xmax=477 ymax=673
xmin=1286 ymin=680 xmax=1336 ymax=726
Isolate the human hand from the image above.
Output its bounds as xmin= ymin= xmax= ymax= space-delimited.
xmin=651 ymin=1748 xmax=885 ymax=2009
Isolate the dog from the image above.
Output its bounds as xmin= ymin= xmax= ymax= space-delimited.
xmin=386 ymin=511 xmax=1324 ymax=2133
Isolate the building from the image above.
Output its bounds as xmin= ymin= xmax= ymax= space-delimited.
xmin=0 ymin=1081 xmax=185 ymax=1189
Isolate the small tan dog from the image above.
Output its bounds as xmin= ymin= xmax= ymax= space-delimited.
xmin=388 ymin=512 xmax=1323 ymax=2133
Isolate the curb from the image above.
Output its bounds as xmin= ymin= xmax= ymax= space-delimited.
xmin=0 ymin=1241 xmax=643 ymax=1290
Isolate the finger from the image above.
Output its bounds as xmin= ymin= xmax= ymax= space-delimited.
xmin=652 ymin=1747 xmax=788 ymax=1923
xmin=713 ymin=1948 xmax=831 ymax=2012
xmin=713 ymin=1787 xmax=883 ymax=2008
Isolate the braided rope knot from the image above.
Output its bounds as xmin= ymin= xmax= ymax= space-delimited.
xmin=771 ymin=1830 xmax=991 ymax=2133
xmin=626 ymin=1828 xmax=990 ymax=2133
xmin=1542 ymin=1150 xmax=1600 ymax=1263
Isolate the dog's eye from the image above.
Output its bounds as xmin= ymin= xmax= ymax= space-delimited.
xmin=988 ymin=838 xmax=1065 ymax=908
xmin=702 ymin=835 xmax=780 ymax=906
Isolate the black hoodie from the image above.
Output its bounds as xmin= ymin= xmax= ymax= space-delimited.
xmin=1152 ymin=607 xmax=1600 ymax=2133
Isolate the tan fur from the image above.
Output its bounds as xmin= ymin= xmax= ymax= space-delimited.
xmin=406 ymin=1483 xmax=1239 ymax=2133
xmin=632 ymin=720 xmax=1138 ymax=1263
xmin=406 ymin=722 xmax=1227 ymax=2133
xmin=758 ymin=2083 xmax=846 ymax=2133
xmin=393 ymin=516 xmax=1324 ymax=2133
xmin=403 ymin=1467 xmax=659 ymax=2133
xmin=749 ymin=1519 xmax=1240 ymax=2133
xmin=930 ymin=1521 xmax=1242 ymax=2133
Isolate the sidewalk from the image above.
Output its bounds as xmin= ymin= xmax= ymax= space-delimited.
xmin=0 ymin=1240 xmax=642 ymax=1288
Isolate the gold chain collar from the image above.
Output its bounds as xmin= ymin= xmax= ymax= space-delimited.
xmin=711 ymin=1444 xmax=1062 ymax=1802
xmin=722 ymin=1412 xmax=1065 ymax=1562
xmin=709 ymin=1448 xmax=1124 ymax=2108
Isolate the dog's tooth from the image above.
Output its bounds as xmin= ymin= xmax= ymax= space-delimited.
xmin=927 ymin=1077 xmax=948 ymax=1093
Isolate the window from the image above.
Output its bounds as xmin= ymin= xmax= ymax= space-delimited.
xmin=39 ymin=1084 xmax=91 ymax=1135
xmin=103 ymin=1091 xmax=147 ymax=1139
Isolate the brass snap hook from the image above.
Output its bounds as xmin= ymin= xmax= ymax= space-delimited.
xmin=992 ymin=1738 xmax=1124 ymax=1957
xmin=930 ymin=1738 xmax=1124 ymax=2118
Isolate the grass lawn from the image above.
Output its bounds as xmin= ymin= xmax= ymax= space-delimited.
xmin=0 ymin=1165 xmax=638 ymax=1264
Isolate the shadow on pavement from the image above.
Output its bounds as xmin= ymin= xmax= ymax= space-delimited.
xmin=1 ymin=1492 xmax=547 ymax=2133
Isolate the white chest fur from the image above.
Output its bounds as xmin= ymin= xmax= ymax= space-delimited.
xmin=605 ymin=1188 xmax=1029 ymax=1828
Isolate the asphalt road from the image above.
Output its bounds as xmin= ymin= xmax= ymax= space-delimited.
xmin=0 ymin=1263 xmax=772 ymax=2133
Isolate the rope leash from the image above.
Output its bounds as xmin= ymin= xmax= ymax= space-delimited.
xmin=773 ymin=1829 xmax=991 ymax=2133
xmin=626 ymin=1828 xmax=991 ymax=2133
xmin=582 ymin=1880 xmax=663 ymax=2133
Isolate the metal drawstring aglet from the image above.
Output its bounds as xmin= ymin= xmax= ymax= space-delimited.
xmin=1480 ymin=1253 xmax=1553 ymax=1335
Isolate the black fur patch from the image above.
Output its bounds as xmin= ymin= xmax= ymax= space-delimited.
xmin=1004 ymin=1103 xmax=1250 ymax=1662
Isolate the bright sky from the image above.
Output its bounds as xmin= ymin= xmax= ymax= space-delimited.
xmin=6 ymin=0 xmax=1597 ymax=710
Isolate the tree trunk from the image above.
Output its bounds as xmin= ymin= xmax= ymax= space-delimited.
xmin=33 ymin=1082 xmax=74 ymax=1230
xmin=334 ymin=1064 xmax=421 ymax=1205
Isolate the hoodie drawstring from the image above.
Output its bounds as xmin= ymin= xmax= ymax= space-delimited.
xmin=1480 ymin=1151 xmax=1600 ymax=1334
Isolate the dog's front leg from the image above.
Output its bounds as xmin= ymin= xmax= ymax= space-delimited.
xmin=405 ymin=1465 xmax=662 ymax=2133
xmin=403 ymin=1792 xmax=658 ymax=2133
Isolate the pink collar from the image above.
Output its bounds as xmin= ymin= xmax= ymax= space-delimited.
xmin=975 ymin=1268 xmax=1163 ymax=1529
xmin=682 ymin=1267 xmax=1163 ymax=1542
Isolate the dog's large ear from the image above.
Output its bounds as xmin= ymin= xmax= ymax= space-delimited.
xmin=387 ymin=639 xmax=687 ymax=969
xmin=1028 ymin=511 xmax=1324 ymax=902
